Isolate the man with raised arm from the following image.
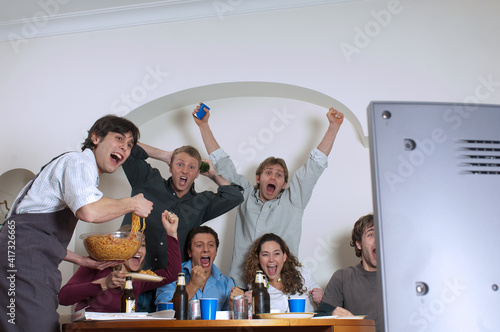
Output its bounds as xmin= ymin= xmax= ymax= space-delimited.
xmin=193 ymin=104 xmax=343 ymax=287
xmin=121 ymin=142 xmax=244 ymax=311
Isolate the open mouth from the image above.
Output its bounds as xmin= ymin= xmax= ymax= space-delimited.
xmin=266 ymin=184 xmax=276 ymax=195
xmin=200 ymin=256 xmax=211 ymax=268
xmin=131 ymin=253 xmax=142 ymax=265
xmin=110 ymin=152 xmax=123 ymax=164
xmin=267 ymin=265 xmax=278 ymax=275
xmin=179 ymin=176 xmax=188 ymax=186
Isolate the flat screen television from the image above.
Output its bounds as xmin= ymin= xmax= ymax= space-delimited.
xmin=368 ymin=101 xmax=500 ymax=332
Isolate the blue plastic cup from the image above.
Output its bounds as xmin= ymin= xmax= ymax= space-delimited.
xmin=156 ymin=302 xmax=173 ymax=311
xmin=200 ymin=298 xmax=218 ymax=320
xmin=288 ymin=298 xmax=306 ymax=313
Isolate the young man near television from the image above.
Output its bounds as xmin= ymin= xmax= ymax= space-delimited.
xmin=315 ymin=214 xmax=381 ymax=331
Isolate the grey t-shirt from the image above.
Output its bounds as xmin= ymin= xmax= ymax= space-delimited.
xmin=316 ymin=263 xmax=380 ymax=331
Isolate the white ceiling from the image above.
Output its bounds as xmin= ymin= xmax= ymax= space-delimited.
xmin=0 ymin=0 xmax=357 ymax=42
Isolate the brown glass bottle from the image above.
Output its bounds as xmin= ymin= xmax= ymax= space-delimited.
xmin=121 ymin=276 xmax=136 ymax=313
xmin=172 ymin=272 xmax=189 ymax=320
xmin=252 ymin=270 xmax=270 ymax=318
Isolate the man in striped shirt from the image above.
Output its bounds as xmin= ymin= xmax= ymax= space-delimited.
xmin=0 ymin=115 xmax=153 ymax=332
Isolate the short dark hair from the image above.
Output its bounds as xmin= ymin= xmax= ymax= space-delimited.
xmin=185 ymin=226 xmax=220 ymax=257
xmin=350 ymin=213 xmax=374 ymax=257
xmin=81 ymin=115 xmax=140 ymax=151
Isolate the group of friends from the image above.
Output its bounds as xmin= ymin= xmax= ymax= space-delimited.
xmin=0 ymin=103 xmax=380 ymax=332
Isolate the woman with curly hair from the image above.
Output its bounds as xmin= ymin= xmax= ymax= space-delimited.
xmin=231 ymin=233 xmax=323 ymax=313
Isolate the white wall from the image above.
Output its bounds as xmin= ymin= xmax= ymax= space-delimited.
xmin=1 ymin=0 xmax=499 ymax=315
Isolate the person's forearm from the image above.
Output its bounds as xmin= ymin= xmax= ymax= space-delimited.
xmin=65 ymin=250 xmax=83 ymax=265
xmin=316 ymin=123 xmax=340 ymax=157
xmin=75 ymin=197 xmax=135 ymax=223
xmin=198 ymin=123 xmax=221 ymax=155
xmin=211 ymin=173 xmax=231 ymax=186
xmin=138 ymin=142 xmax=172 ymax=163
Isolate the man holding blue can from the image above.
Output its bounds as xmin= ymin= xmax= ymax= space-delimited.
xmin=156 ymin=226 xmax=234 ymax=311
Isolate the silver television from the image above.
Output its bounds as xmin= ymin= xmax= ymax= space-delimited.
xmin=368 ymin=101 xmax=500 ymax=332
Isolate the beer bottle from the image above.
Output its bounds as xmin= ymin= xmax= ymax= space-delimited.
xmin=252 ymin=270 xmax=270 ymax=318
xmin=200 ymin=162 xmax=210 ymax=173
xmin=172 ymin=272 xmax=188 ymax=320
xmin=121 ymin=276 xmax=135 ymax=313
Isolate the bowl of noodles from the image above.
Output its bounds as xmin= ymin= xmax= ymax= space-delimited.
xmin=80 ymin=231 xmax=145 ymax=261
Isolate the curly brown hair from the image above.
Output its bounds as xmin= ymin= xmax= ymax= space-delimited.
xmin=243 ymin=233 xmax=306 ymax=295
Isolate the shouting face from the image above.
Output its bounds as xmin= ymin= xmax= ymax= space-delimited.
xmin=256 ymin=164 xmax=287 ymax=202
xmin=92 ymin=131 xmax=134 ymax=175
xmin=258 ymin=240 xmax=287 ymax=282
xmin=357 ymin=225 xmax=377 ymax=272
xmin=169 ymin=152 xmax=200 ymax=198
xmin=188 ymin=233 xmax=217 ymax=273
xmin=124 ymin=239 xmax=146 ymax=272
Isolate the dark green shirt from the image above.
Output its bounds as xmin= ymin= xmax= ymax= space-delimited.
xmin=121 ymin=145 xmax=244 ymax=270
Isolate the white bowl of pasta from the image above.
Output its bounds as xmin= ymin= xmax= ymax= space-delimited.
xmin=80 ymin=231 xmax=145 ymax=261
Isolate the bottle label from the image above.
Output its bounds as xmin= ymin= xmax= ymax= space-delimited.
xmin=178 ymin=276 xmax=186 ymax=286
xmin=125 ymin=279 xmax=133 ymax=289
xmin=124 ymin=299 xmax=136 ymax=313
xmin=255 ymin=273 xmax=265 ymax=284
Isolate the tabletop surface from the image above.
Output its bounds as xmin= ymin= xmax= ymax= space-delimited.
xmin=63 ymin=317 xmax=375 ymax=330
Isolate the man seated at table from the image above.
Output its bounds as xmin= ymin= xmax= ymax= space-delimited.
xmin=155 ymin=226 xmax=234 ymax=311
xmin=316 ymin=213 xmax=381 ymax=331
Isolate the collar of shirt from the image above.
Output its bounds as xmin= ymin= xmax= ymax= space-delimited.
xmin=251 ymin=189 xmax=283 ymax=205
xmin=166 ymin=177 xmax=198 ymax=197
xmin=356 ymin=262 xmax=377 ymax=276
xmin=82 ymin=148 xmax=99 ymax=186
xmin=182 ymin=260 xmax=223 ymax=281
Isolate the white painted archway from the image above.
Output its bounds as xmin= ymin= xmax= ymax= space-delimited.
xmin=125 ymin=82 xmax=368 ymax=148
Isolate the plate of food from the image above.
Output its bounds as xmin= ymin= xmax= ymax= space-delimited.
xmin=126 ymin=270 xmax=165 ymax=282
xmin=258 ymin=312 xmax=315 ymax=319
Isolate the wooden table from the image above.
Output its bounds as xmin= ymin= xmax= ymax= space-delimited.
xmin=62 ymin=318 xmax=375 ymax=332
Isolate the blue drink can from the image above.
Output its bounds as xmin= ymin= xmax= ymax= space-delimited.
xmin=157 ymin=302 xmax=173 ymax=311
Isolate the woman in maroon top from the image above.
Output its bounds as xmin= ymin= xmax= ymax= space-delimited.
xmin=58 ymin=210 xmax=181 ymax=312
